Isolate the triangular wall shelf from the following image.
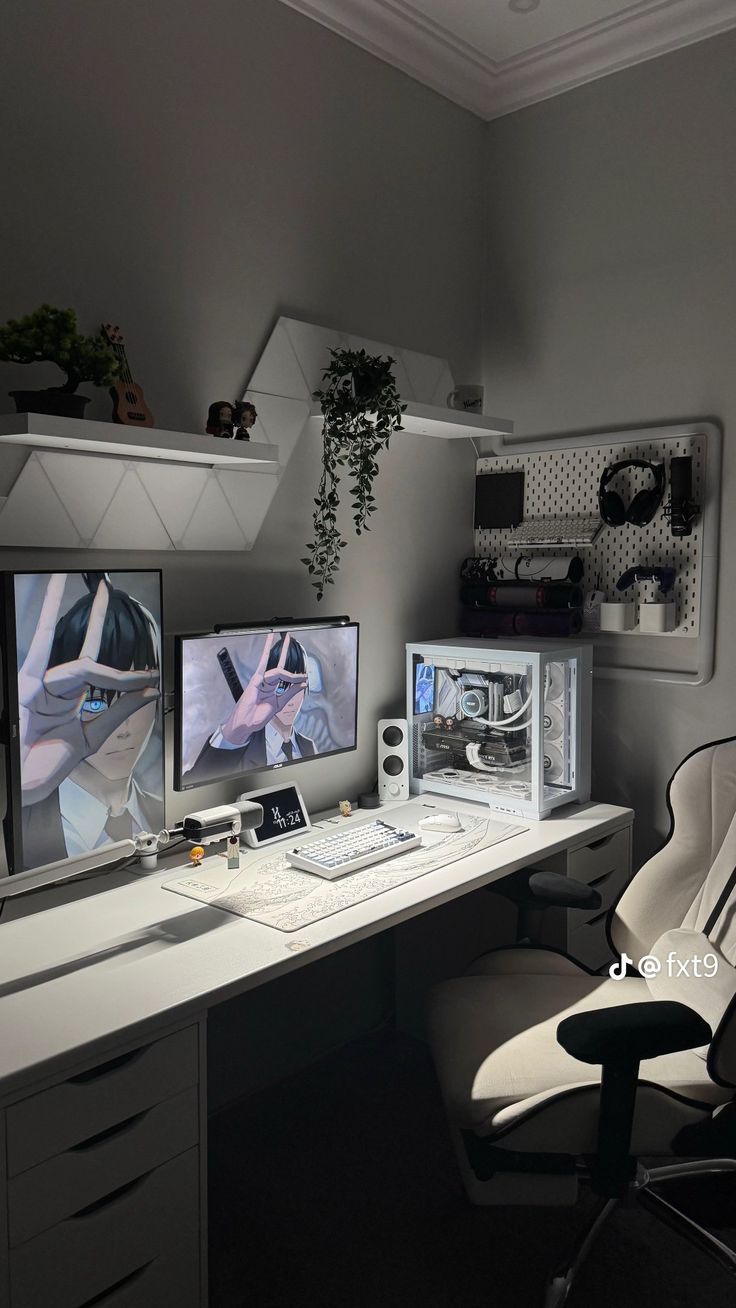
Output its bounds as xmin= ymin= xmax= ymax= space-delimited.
xmin=0 ymin=321 xmax=511 ymax=550
xmin=0 ymin=414 xmax=280 ymax=551
xmin=246 ymin=317 xmax=512 ymax=443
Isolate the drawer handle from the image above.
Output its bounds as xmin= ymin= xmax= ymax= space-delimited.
xmin=70 ymin=1109 xmax=149 ymax=1153
xmin=587 ymin=834 xmax=616 ymax=851
xmin=72 ymin=1169 xmax=153 ymax=1220
xmin=78 ymin=1259 xmax=156 ymax=1306
xmin=68 ymin=1046 xmax=150 ymax=1085
xmin=588 ymin=870 xmax=614 ymax=889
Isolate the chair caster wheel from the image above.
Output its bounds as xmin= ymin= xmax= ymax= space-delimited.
xmin=544 ymin=1276 xmax=571 ymax=1308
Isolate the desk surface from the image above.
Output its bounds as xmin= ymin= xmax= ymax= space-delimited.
xmin=0 ymin=796 xmax=631 ymax=1101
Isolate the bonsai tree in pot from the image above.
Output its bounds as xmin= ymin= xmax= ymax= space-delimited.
xmin=303 ymin=347 xmax=405 ymax=599
xmin=0 ymin=305 xmax=121 ymax=419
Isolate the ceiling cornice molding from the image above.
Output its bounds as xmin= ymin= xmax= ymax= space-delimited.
xmin=279 ymin=0 xmax=736 ymax=119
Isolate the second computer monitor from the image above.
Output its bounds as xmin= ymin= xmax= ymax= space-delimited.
xmin=175 ymin=621 xmax=359 ymax=790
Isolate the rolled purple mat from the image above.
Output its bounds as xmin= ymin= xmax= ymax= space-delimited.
xmin=460 ymin=607 xmax=584 ymax=638
xmin=460 ymin=583 xmax=583 ymax=611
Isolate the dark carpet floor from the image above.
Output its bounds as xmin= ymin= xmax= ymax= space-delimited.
xmin=209 ymin=1031 xmax=736 ymax=1308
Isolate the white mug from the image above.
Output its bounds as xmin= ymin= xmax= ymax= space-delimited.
xmin=446 ymin=384 xmax=484 ymax=412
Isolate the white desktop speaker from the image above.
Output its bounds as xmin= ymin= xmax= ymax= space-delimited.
xmin=377 ymin=719 xmax=410 ymax=802
xmin=543 ymin=663 xmax=565 ymax=784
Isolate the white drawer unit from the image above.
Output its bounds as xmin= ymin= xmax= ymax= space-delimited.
xmin=9 ymin=1148 xmax=200 ymax=1308
xmin=8 ymin=1087 xmax=199 ymax=1247
xmin=6 ymin=1026 xmax=199 ymax=1177
xmin=1 ymin=1021 xmax=206 ymax=1308
xmin=565 ymin=827 xmax=632 ymax=968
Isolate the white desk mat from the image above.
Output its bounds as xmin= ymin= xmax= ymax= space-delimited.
xmin=163 ymin=805 xmax=526 ymax=933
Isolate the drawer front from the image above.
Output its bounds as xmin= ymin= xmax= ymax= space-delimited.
xmin=566 ymin=863 xmax=632 ymax=931
xmin=7 ymin=1026 xmax=198 ymax=1176
xmin=567 ymin=914 xmax=615 ymax=971
xmin=68 ymin=1238 xmax=200 ymax=1308
xmin=8 ymin=1087 xmax=199 ymax=1247
xmin=10 ymin=1147 xmax=199 ymax=1308
xmin=566 ymin=827 xmax=631 ymax=888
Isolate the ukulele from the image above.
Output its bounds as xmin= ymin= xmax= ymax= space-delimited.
xmin=102 ymin=323 xmax=155 ymax=427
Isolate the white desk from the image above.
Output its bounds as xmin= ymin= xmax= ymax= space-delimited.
xmin=0 ymin=795 xmax=632 ymax=1308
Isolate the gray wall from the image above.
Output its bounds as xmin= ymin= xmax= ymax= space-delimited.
xmin=0 ymin=0 xmax=483 ymax=826
xmin=0 ymin=0 xmax=482 ymax=1097
xmin=482 ymin=32 xmax=736 ymax=861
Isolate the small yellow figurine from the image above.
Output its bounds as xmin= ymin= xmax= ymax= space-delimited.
xmin=339 ymin=799 xmax=352 ymax=818
xmin=189 ymin=845 xmax=205 ymax=867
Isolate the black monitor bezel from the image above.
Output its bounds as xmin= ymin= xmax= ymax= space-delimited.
xmin=1 ymin=568 xmax=164 ymax=876
xmin=174 ymin=618 xmax=359 ymax=792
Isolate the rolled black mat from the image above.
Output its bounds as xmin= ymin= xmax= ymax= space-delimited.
xmin=460 ymin=583 xmax=583 ymax=611
xmin=460 ymin=607 xmax=584 ymax=638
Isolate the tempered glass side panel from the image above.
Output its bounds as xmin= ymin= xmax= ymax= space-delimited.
xmin=411 ymin=654 xmax=535 ymax=805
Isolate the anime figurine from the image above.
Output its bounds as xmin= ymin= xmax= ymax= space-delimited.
xmin=183 ymin=631 xmax=317 ymax=786
xmin=206 ymin=401 xmax=234 ymax=438
xmin=233 ymin=401 xmax=257 ymax=440
xmin=339 ymin=799 xmax=352 ymax=817
xmin=18 ymin=572 xmax=162 ymax=869
xmin=189 ymin=845 xmax=205 ymax=867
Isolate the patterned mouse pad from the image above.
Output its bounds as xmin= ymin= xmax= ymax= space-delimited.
xmin=163 ymin=808 xmax=526 ymax=932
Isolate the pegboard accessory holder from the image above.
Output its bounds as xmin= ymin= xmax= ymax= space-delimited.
xmin=480 ymin=421 xmax=721 ymax=686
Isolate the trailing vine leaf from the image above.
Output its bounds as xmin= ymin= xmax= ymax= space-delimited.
xmin=305 ymin=348 xmax=405 ymax=598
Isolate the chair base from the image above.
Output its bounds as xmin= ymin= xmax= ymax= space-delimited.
xmin=543 ymin=1159 xmax=736 ymax=1307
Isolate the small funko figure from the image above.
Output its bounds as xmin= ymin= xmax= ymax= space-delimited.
xmin=189 ymin=845 xmax=205 ymax=867
xmin=433 ymin=715 xmax=444 ymax=728
xmin=339 ymin=799 xmax=352 ymax=817
xmin=206 ymin=401 xmax=234 ymax=438
xmin=444 ymin=717 xmax=456 ymax=731
xmin=234 ymin=401 xmax=257 ymax=440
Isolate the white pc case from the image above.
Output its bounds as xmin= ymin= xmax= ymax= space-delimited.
xmin=406 ymin=638 xmax=592 ymax=820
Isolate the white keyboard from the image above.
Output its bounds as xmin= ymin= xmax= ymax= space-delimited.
xmin=285 ymin=819 xmax=421 ymax=879
xmin=505 ymin=515 xmax=603 ymax=547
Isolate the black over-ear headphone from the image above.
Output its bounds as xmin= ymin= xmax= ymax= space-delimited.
xmin=598 ymin=459 xmax=666 ymax=527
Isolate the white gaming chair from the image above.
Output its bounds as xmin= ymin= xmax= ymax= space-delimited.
xmin=426 ymin=737 xmax=736 ymax=1306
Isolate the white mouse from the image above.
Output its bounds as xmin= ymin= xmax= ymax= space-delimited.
xmin=419 ymin=812 xmax=464 ymax=833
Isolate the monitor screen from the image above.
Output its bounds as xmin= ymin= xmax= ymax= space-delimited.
xmin=1 ymin=570 xmax=164 ymax=874
xmin=175 ymin=621 xmax=359 ymax=790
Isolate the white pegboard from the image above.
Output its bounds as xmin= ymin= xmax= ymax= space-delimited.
xmin=476 ymin=432 xmax=706 ymax=638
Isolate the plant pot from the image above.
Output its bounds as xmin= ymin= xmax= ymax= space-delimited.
xmin=351 ymin=366 xmax=389 ymax=406
xmin=9 ymin=388 xmax=91 ymax=419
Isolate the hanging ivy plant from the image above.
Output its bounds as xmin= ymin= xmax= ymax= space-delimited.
xmin=302 ymin=347 xmax=405 ymax=599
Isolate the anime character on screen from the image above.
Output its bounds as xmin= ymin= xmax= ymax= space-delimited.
xmin=18 ymin=573 xmax=162 ymax=869
xmin=183 ymin=631 xmax=317 ymax=786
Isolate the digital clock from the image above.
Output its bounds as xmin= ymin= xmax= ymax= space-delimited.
xmin=239 ymin=782 xmax=312 ymax=848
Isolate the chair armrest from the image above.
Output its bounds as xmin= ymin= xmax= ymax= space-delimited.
xmin=527 ymin=871 xmax=602 ymax=911
xmin=557 ymin=1001 xmax=711 ymax=1065
xmin=491 ymin=866 xmax=602 ymax=911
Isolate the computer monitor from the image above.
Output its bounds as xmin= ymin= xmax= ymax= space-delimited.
xmin=1 ymin=570 xmax=164 ymax=874
xmin=174 ymin=620 xmax=359 ymax=791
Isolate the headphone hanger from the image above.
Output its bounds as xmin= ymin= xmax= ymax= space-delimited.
xmin=598 ymin=458 xmax=666 ymax=528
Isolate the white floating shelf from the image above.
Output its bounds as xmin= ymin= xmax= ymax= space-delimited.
xmin=308 ymin=399 xmax=512 ymax=440
xmin=0 ymin=413 xmax=280 ymax=472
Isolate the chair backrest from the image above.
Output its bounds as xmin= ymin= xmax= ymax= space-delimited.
xmin=611 ymin=737 xmax=736 ymax=961
xmin=611 ymin=736 xmax=736 ymax=1087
